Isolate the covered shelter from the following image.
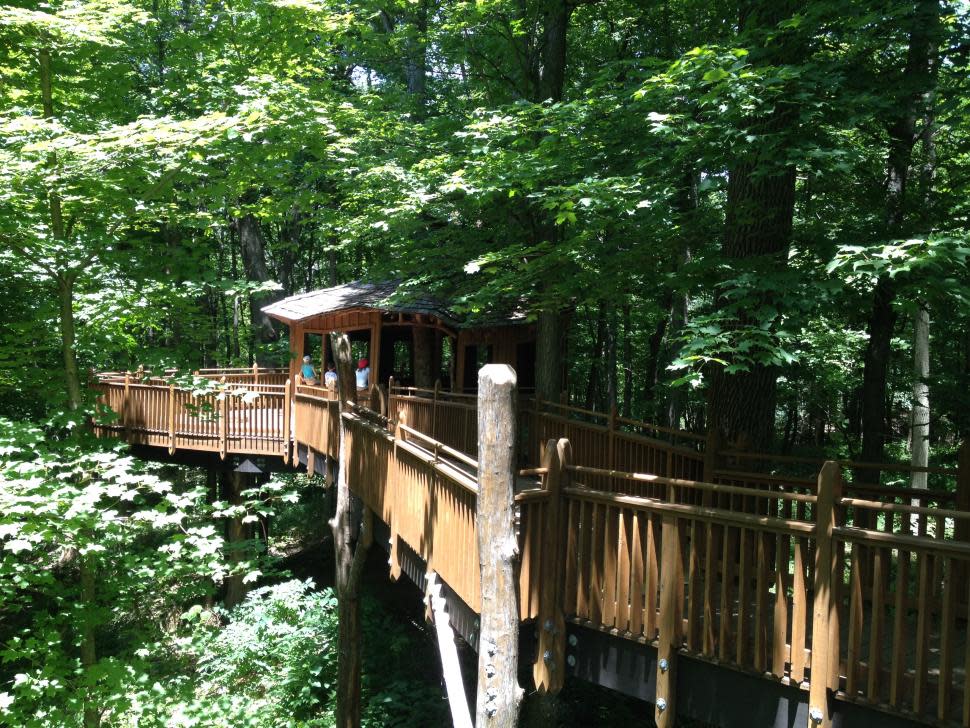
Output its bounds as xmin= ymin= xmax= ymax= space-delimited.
xmin=262 ymin=280 xmax=536 ymax=392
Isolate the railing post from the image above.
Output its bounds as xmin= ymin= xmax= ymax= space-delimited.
xmin=432 ymin=380 xmax=440 ymax=440
xmin=168 ymin=382 xmax=176 ymax=455
xmin=282 ymin=377 xmax=291 ymax=464
xmin=954 ymin=441 xmax=970 ymax=606
xmin=808 ymin=461 xmax=842 ymax=728
xmin=219 ymin=389 xmax=229 ymax=460
xmin=122 ymin=372 xmax=131 ymax=441
xmin=608 ymin=405 xmax=617 ymax=490
xmin=252 ymin=362 xmax=259 ymax=384
xmin=533 ymin=438 xmax=568 ymax=694
xmin=655 ymin=510 xmax=682 ymax=727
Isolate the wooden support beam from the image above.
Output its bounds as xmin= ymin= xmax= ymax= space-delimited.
xmin=427 ymin=572 xmax=474 ymax=728
xmin=168 ymin=382 xmax=176 ymax=455
xmin=476 ymin=364 xmax=523 ymax=727
xmin=219 ymin=390 xmax=228 ymax=460
xmin=808 ymin=461 xmax=842 ymax=728
xmin=282 ymin=377 xmax=291 ymax=464
xmin=655 ymin=512 xmax=681 ymax=727
xmin=533 ymin=438 xmax=568 ymax=694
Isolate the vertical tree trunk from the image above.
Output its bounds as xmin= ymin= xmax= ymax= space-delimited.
xmin=584 ymin=304 xmax=606 ymax=410
xmin=535 ymin=310 xmax=562 ymax=403
xmin=706 ymin=3 xmax=800 ymax=452
xmin=910 ymin=305 xmax=930 ymax=498
xmin=40 ymin=47 xmax=83 ymax=410
xmin=405 ymin=0 xmax=428 ymax=105
xmin=476 ymin=365 xmax=523 ymax=727
xmin=222 ymin=469 xmax=251 ymax=609
xmin=621 ymin=305 xmax=634 ymax=418
xmin=605 ymin=304 xmax=618 ymax=413
xmin=413 ymin=326 xmax=435 ymax=388
xmin=330 ymin=332 xmax=370 ymax=728
xmin=858 ymin=0 xmax=940 ymax=481
xmin=236 ymin=212 xmax=279 ymax=343
xmin=79 ymin=556 xmax=99 ymax=728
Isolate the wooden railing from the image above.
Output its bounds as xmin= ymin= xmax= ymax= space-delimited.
xmin=92 ymin=372 xmax=290 ymax=460
xmin=92 ymin=371 xmax=970 ymax=726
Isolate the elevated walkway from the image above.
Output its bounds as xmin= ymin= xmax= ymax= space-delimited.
xmin=92 ymin=368 xmax=970 ymax=728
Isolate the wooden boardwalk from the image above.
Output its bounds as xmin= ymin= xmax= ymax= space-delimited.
xmin=92 ymin=370 xmax=970 ymax=728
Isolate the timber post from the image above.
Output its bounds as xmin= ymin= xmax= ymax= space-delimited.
xmin=608 ymin=405 xmax=617 ymax=489
xmin=533 ymin=438 xmax=568 ymax=694
xmin=252 ymin=362 xmax=259 ymax=384
xmin=476 ymin=364 xmax=523 ymax=727
xmin=655 ymin=500 xmax=682 ymax=726
xmin=954 ymin=441 xmax=970 ymax=604
xmin=168 ymin=382 xmax=176 ymax=455
xmin=330 ymin=331 xmax=371 ymax=728
xmin=808 ymin=461 xmax=843 ymax=728
xmin=282 ymin=377 xmax=291 ymax=464
xmin=219 ymin=388 xmax=229 ymax=460
xmin=122 ymin=372 xmax=131 ymax=440
xmin=432 ymin=379 xmax=440 ymax=440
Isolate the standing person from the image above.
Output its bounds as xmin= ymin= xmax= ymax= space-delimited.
xmin=300 ymin=355 xmax=318 ymax=385
xmin=324 ymin=362 xmax=337 ymax=389
xmin=355 ymin=358 xmax=370 ymax=389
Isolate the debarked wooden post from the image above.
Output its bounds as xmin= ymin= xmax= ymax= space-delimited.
xmin=476 ymin=364 xmax=523 ymax=728
xmin=655 ymin=511 xmax=682 ymax=728
xmin=808 ymin=461 xmax=842 ymax=728
xmin=533 ymin=438 xmax=569 ymax=694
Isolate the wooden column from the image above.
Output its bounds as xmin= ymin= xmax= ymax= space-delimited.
xmin=369 ymin=316 xmax=382 ymax=389
xmin=476 ymin=364 xmax=523 ymax=727
xmin=655 ymin=511 xmax=682 ymax=727
xmin=168 ymin=382 xmax=176 ymax=455
xmin=122 ymin=372 xmax=131 ymax=440
xmin=282 ymin=377 xmax=291 ymax=464
xmin=219 ymin=389 xmax=229 ymax=460
xmin=290 ymin=323 xmax=304 ymax=384
xmin=533 ymin=438 xmax=568 ymax=694
xmin=808 ymin=461 xmax=843 ymax=728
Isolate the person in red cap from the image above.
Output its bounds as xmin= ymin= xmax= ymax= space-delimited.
xmin=355 ymin=357 xmax=370 ymax=389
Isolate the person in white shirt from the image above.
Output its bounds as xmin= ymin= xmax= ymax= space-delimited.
xmin=355 ymin=358 xmax=370 ymax=389
xmin=324 ymin=363 xmax=337 ymax=389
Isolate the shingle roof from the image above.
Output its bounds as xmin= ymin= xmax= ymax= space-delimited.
xmin=262 ymin=280 xmax=462 ymax=327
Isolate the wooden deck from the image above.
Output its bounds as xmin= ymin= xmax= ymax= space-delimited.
xmin=92 ymin=370 xmax=970 ymax=728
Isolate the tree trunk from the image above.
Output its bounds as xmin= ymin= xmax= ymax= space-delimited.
xmin=706 ymin=3 xmax=799 ymax=452
xmin=223 ymin=469 xmax=251 ymax=609
xmin=476 ymin=365 xmax=523 ymax=727
xmin=858 ymin=0 xmax=940 ymax=482
xmin=236 ymin=213 xmax=279 ymax=343
xmin=405 ymin=0 xmax=428 ymax=106
xmin=58 ymin=275 xmax=83 ymax=411
xmin=79 ymin=556 xmax=100 ymax=728
xmin=413 ymin=326 xmax=435 ymax=388
xmin=330 ymin=332 xmax=371 ymax=728
xmin=535 ymin=310 xmax=562 ymax=403
xmin=40 ymin=47 xmax=84 ymax=410
xmin=584 ymin=304 xmax=606 ymax=410
xmin=910 ymin=304 xmax=930 ymax=495
xmin=621 ymin=305 xmax=634 ymax=418
xmin=605 ymin=304 xmax=618 ymax=412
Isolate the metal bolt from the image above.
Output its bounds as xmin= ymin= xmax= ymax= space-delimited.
xmin=656 ymin=698 xmax=667 ymax=712
xmin=566 ymin=654 xmax=576 ymax=667
xmin=659 ymin=658 xmax=669 ymax=673
xmin=809 ymin=707 xmax=823 ymax=724
xmin=543 ymin=619 xmax=554 ymax=632
xmin=568 ymin=634 xmax=578 ymax=647
xmin=543 ymin=650 xmax=553 ymax=663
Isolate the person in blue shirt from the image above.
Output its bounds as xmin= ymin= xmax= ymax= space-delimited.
xmin=300 ymin=355 xmax=318 ymax=385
